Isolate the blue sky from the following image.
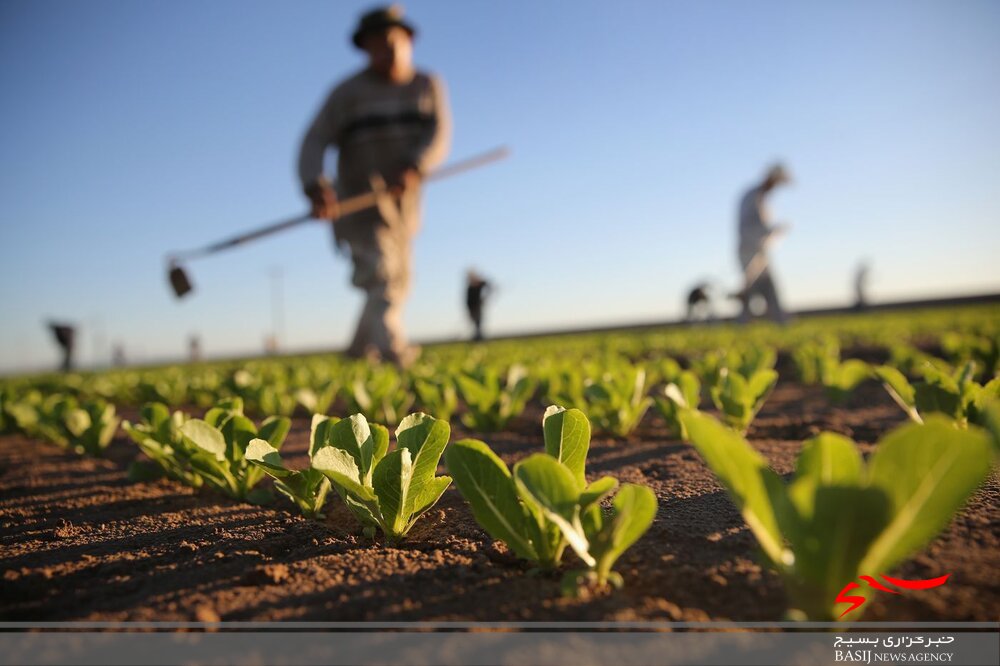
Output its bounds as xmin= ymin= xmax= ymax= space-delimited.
xmin=1 ymin=0 xmax=998 ymax=372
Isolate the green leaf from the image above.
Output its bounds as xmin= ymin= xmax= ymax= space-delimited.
xmin=680 ymin=410 xmax=789 ymax=567
xmin=295 ymin=388 xmax=318 ymax=413
xmin=313 ymin=445 xmax=377 ymax=502
xmin=513 ymin=454 xmax=592 ymax=566
xmin=65 ymin=408 xmax=91 ymax=438
xmin=787 ymin=433 xmax=863 ymax=518
xmin=220 ymin=414 xmax=256 ymax=463
xmin=408 ymin=475 xmax=452 ymax=523
xmin=875 ymin=365 xmax=921 ymax=422
xmin=783 ymin=486 xmax=892 ymax=621
xmin=748 ymin=369 xmax=779 ymax=408
xmin=592 ymin=484 xmax=658 ymax=583
xmin=861 ymin=417 xmax=993 ymax=574
xmin=140 ymin=402 xmax=171 ymax=429
xmin=328 ymin=414 xmax=377 ymax=484
xmin=245 ymin=438 xmax=291 ymax=478
xmin=258 ymin=416 xmax=291 ymax=451
xmin=580 ymin=476 xmax=618 ymax=511
xmin=309 ymin=413 xmax=337 ymax=458
xmin=396 ymin=413 xmax=452 ymax=516
xmin=371 ymin=423 xmax=390 ymax=465
xmin=836 ymin=360 xmax=871 ymax=390
xmin=444 ymin=439 xmax=537 ymax=561
xmin=542 ymin=406 xmax=591 ymax=490
xmin=180 ymin=420 xmax=227 ymax=462
xmin=372 ymin=448 xmax=413 ymax=539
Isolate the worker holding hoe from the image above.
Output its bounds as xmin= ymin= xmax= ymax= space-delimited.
xmin=734 ymin=163 xmax=792 ymax=323
xmin=298 ymin=5 xmax=451 ymax=367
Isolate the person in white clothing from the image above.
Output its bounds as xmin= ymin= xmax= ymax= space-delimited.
xmin=735 ymin=163 xmax=791 ymax=323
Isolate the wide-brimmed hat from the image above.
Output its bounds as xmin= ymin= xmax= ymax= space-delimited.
xmin=352 ymin=5 xmax=416 ymax=48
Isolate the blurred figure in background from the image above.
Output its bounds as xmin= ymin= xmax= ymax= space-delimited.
xmin=734 ymin=163 xmax=792 ymax=323
xmin=47 ymin=322 xmax=76 ymax=372
xmin=189 ymin=335 xmax=202 ymax=362
xmin=854 ymin=260 xmax=871 ymax=310
xmin=465 ymin=269 xmax=492 ymax=341
xmin=298 ymin=5 xmax=451 ymax=368
xmin=112 ymin=343 xmax=126 ymax=367
xmin=685 ymin=281 xmax=713 ymax=322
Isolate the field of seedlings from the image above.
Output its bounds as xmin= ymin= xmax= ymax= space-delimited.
xmin=1 ymin=305 xmax=998 ymax=624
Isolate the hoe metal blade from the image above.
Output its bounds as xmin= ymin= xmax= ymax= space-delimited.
xmin=168 ymin=262 xmax=193 ymax=298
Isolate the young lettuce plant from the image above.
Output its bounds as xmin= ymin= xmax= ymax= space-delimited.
xmin=245 ymin=414 xmax=337 ymax=518
xmin=348 ymin=366 xmax=415 ymax=426
xmin=122 ymin=402 xmax=202 ymax=487
xmin=709 ymin=367 xmax=778 ymax=433
xmin=653 ymin=370 xmax=701 ymax=439
xmin=692 ymin=346 xmax=777 ymax=387
xmin=875 ymin=362 xmax=1000 ymax=427
xmin=820 ymin=358 xmax=871 ymax=404
xmin=33 ymin=395 xmax=120 ymax=456
xmin=446 ymin=406 xmax=657 ymax=593
xmin=176 ymin=397 xmax=291 ymax=503
xmin=294 ymin=379 xmax=340 ymax=416
xmin=680 ymin=410 xmax=993 ymax=620
xmin=413 ymin=377 xmax=459 ymax=423
xmin=1 ymin=390 xmax=42 ymax=436
xmin=940 ymin=332 xmax=999 ymax=382
xmin=456 ymin=364 xmax=535 ymax=431
xmin=734 ymin=345 xmax=778 ymax=379
xmin=311 ymin=412 xmax=452 ymax=542
xmin=792 ymin=337 xmax=839 ymax=385
xmin=579 ymin=364 xmax=654 ymax=437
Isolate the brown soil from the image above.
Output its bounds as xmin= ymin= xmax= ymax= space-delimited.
xmin=1 ymin=378 xmax=997 ymax=623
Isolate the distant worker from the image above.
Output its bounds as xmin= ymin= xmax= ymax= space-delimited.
xmin=685 ymin=281 xmax=713 ymax=322
xmin=735 ymin=163 xmax=792 ymax=323
xmin=465 ymin=269 xmax=492 ymax=341
xmin=189 ymin=335 xmax=202 ymax=362
xmin=47 ymin=322 xmax=76 ymax=372
xmin=298 ymin=5 xmax=451 ymax=367
xmin=854 ymin=260 xmax=871 ymax=310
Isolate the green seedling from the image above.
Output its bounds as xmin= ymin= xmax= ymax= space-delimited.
xmin=693 ymin=346 xmax=777 ymax=387
xmin=311 ymin=412 xmax=452 ymax=541
xmin=653 ymin=370 xmax=701 ymax=439
xmin=875 ymin=362 xmax=1000 ymax=427
xmin=173 ymin=397 xmax=290 ymax=502
xmin=245 ymin=414 xmax=337 ymax=518
xmin=123 ymin=402 xmax=202 ymax=486
xmin=31 ymin=395 xmax=120 ymax=456
xmin=348 ymin=366 xmax=414 ymax=426
xmin=578 ymin=365 xmax=654 ymax=437
xmin=446 ymin=406 xmax=656 ymax=592
xmin=456 ymin=364 xmax=535 ymax=431
xmin=820 ymin=358 xmax=871 ymax=404
xmin=413 ymin=377 xmax=459 ymax=423
xmin=709 ymin=367 xmax=778 ymax=433
xmin=681 ymin=410 xmax=993 ymax=620
xmin=295 ymin=379 xmax=340 ymax=416
xmin=792 ymin=337 xmax=839 ymax=385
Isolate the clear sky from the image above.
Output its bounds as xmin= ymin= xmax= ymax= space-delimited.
xmin=1 ymin=0 xmax=998 ymax=373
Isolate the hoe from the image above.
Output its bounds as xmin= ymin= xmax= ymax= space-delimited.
xmin=167 ymin=146 xmax=509 ymax=298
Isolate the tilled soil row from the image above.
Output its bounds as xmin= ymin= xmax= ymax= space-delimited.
xmin=1 ymin=380 xmax=997 ymax=622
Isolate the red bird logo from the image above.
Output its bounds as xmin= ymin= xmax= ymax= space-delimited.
xmin=835 ymin=574 xmax=950 ymax=618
